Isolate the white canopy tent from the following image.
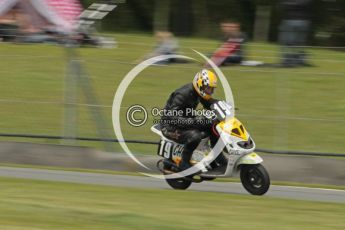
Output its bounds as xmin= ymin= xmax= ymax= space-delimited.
xmin=0 ymin=0 xmax=82 ymax=33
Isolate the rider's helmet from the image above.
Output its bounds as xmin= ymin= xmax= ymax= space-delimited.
xmin=193 ymin=69 xmax=218 ymax=100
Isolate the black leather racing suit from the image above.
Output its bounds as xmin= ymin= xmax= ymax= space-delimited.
xmin=160 ymin=83 xmax=218 ymax=167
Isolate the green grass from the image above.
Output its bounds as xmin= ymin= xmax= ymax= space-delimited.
xmin=0 ymin=33 xmax=345 ymax=154
xmin=0 ymin=177 xmax=344 ymax=230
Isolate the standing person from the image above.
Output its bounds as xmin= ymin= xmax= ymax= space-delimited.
xmin=278 ymin=0 xmax=312 ymax=67
xmin=207 ymin=20 xmax=246 ymax=67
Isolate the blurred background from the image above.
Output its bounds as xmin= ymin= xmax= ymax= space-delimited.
xmin=0 ymin=1 xmax=344 ymax=229
xmin=96 ymin=0 xmax=345 ymax=46
xmin=0 ymin=0 xmax=344 ymax=156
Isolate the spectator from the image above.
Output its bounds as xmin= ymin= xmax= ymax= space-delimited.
xmin=142 ymin=31 xmax=179 ymax=64
xmin=207 ymin=20 xmax=246 ymax=67
xmin=278 ymin=0 xmax=312 ymax=67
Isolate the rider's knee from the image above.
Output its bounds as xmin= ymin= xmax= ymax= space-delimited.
xmin=186 ymin=130 xmax=203 ymax=148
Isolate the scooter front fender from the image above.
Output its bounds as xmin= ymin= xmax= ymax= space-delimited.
xmin=237 ymin=152 xmax=263 ymax=165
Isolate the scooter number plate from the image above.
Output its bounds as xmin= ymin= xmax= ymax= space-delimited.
xmin=157 ymin=140 xmax=184 ymax=159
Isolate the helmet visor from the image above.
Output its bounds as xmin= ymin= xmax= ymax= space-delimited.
xmin=203 ymin=86 xmax=215 ymax=95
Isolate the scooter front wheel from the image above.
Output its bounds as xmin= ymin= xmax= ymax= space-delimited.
xmin=240 ymin=164 xmax=270 ymax=195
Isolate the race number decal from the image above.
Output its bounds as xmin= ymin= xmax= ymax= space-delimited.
xmin=212 ymin=101 xmax=232 ymax=120
xmin=158 ymin=140 xmax=173 ymax=158
xmin=157 ymin=140 xmax=184 ymax=159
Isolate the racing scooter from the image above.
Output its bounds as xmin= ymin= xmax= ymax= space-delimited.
xmin=151 ymin=101 xmax=270 ymax=195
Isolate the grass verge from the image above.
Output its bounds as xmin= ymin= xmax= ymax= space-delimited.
xmin=0 ymin=177 xmax=344 ymax=230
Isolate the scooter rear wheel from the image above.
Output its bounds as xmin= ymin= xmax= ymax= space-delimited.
xmin=165 ymin=177 xmax=192 ymax=190
xmin=161 ymin=160 xmax=193 ymax=190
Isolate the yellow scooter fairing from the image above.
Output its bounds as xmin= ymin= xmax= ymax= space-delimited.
xmin=217 ymin=117 xmax=249 ymax=141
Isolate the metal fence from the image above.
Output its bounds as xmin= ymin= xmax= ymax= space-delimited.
xmin=0 ymin=133 xmax=345 ymax=157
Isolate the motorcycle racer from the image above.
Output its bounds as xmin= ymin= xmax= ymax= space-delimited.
xmin=160 ymin=69 xmax=219 ymax=170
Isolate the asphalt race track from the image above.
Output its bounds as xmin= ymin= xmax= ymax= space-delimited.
xmin=0 ymin=166 xmax=344 ymax=203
